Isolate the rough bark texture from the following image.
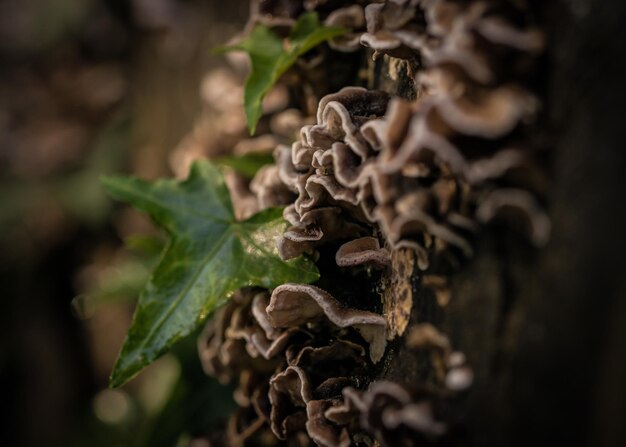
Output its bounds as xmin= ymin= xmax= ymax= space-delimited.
xmin=377 ymin=1 xmax=626 ymax=446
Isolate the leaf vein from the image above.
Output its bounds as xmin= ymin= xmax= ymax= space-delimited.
xmin=135 ymin=228 xmax=232 ymax=354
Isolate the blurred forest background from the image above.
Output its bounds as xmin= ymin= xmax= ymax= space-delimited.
xmin=0 ymin=1 xmax=249 ymax=445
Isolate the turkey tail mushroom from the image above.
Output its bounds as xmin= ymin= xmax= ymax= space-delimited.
xmin=341 ymin=381 xmax=448 ymax=446
xmin=269 ymin=339 xmax=370 ymax=445
xmin=324 ymin=5 xmax=366 ymax=53
xmin=193 ymin=1 xmax=548 ymax=445
xmin=267 ymin=284 xmax=388 ymax=362
xmin=335 ymin=237 xmax=391 ymax=268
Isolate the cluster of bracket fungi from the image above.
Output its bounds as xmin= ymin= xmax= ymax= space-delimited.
xmin=192 ymin=0 xmax=547 ymax=445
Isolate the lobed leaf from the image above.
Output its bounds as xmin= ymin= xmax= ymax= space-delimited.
xmin=102 ymin=160 xmax=319 ymax=387
xmin=222 ymin=12 xmax=347 ymax=134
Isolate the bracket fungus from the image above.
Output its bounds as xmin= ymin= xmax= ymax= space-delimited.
xmin=267 ymin=284 xmax=388 ymax=363
xmin=335 ymin=237 xmax=391 ymax=268
xmin=191 ymin=0 xmax=548 ymax=445
xmin=337 ymin=381 xmax=448 ymax=446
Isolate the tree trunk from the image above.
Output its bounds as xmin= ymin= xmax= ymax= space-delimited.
xmin=378 ymin=2 xmax=626 ymax=446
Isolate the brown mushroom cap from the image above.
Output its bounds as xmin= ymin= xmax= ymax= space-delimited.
xmin=423 ymin=70 xmax=539 ymax=138
xmin=267 ymin=284 xmax=388 ymax=362
xmin=250 ymin=164 xmax=295 ymax=210
xmin=268 ymin=340 xmax=367 ymax=446
xmin=224 ymin=169 xmax=261 ymax=221
xmin=324 ymin=5 xmax=366 ymax=53
xmin=476 ymin=188 xmax=551 ymax=246
xmin=278 ymin=338 xmax=370 ymax=446
xmin=406 ymin=323 xmax=451 ymax=352
xmin=277 ymin=206 xmax=368 ymax=260
xmin=268 ymin=365 xmax=311 ymax=439
xmin=382 ymin=401 xmax=447 ymax=437
xmin=341 ymin=381 xmax=448 ymax=446
xmin=306 ymin=399 xmax=352 ymax=447
xmin=360 ymin=0 xmax=426 ymax=59
xmin=335 ymin=237 xmax=391 ymax=268
xmin=226 ymin=406 xmax=266 ymax=446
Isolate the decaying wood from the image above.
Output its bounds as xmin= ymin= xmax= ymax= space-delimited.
xmin=375 ymin=2 xmax=626 ymax=447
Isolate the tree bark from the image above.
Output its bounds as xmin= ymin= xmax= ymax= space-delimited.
xmin=377 ymin=2 xmax=626 ymax=446
xmin=127 ymin=1 xmax=626 ymax=445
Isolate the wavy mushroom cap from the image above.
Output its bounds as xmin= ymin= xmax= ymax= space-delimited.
xmin=267 ymin=283 xmax=388 ymax=362
xmin=335 ymin=236 xmax=391 ymax=268
xmin=342 ymin=381 xmax=447 ymax=446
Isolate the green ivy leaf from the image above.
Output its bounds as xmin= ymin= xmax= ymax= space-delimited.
xmin=221 ymin=12 xmax=347 ymax=134
xmin=102 ymin=160 xmax=319 ymax=388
